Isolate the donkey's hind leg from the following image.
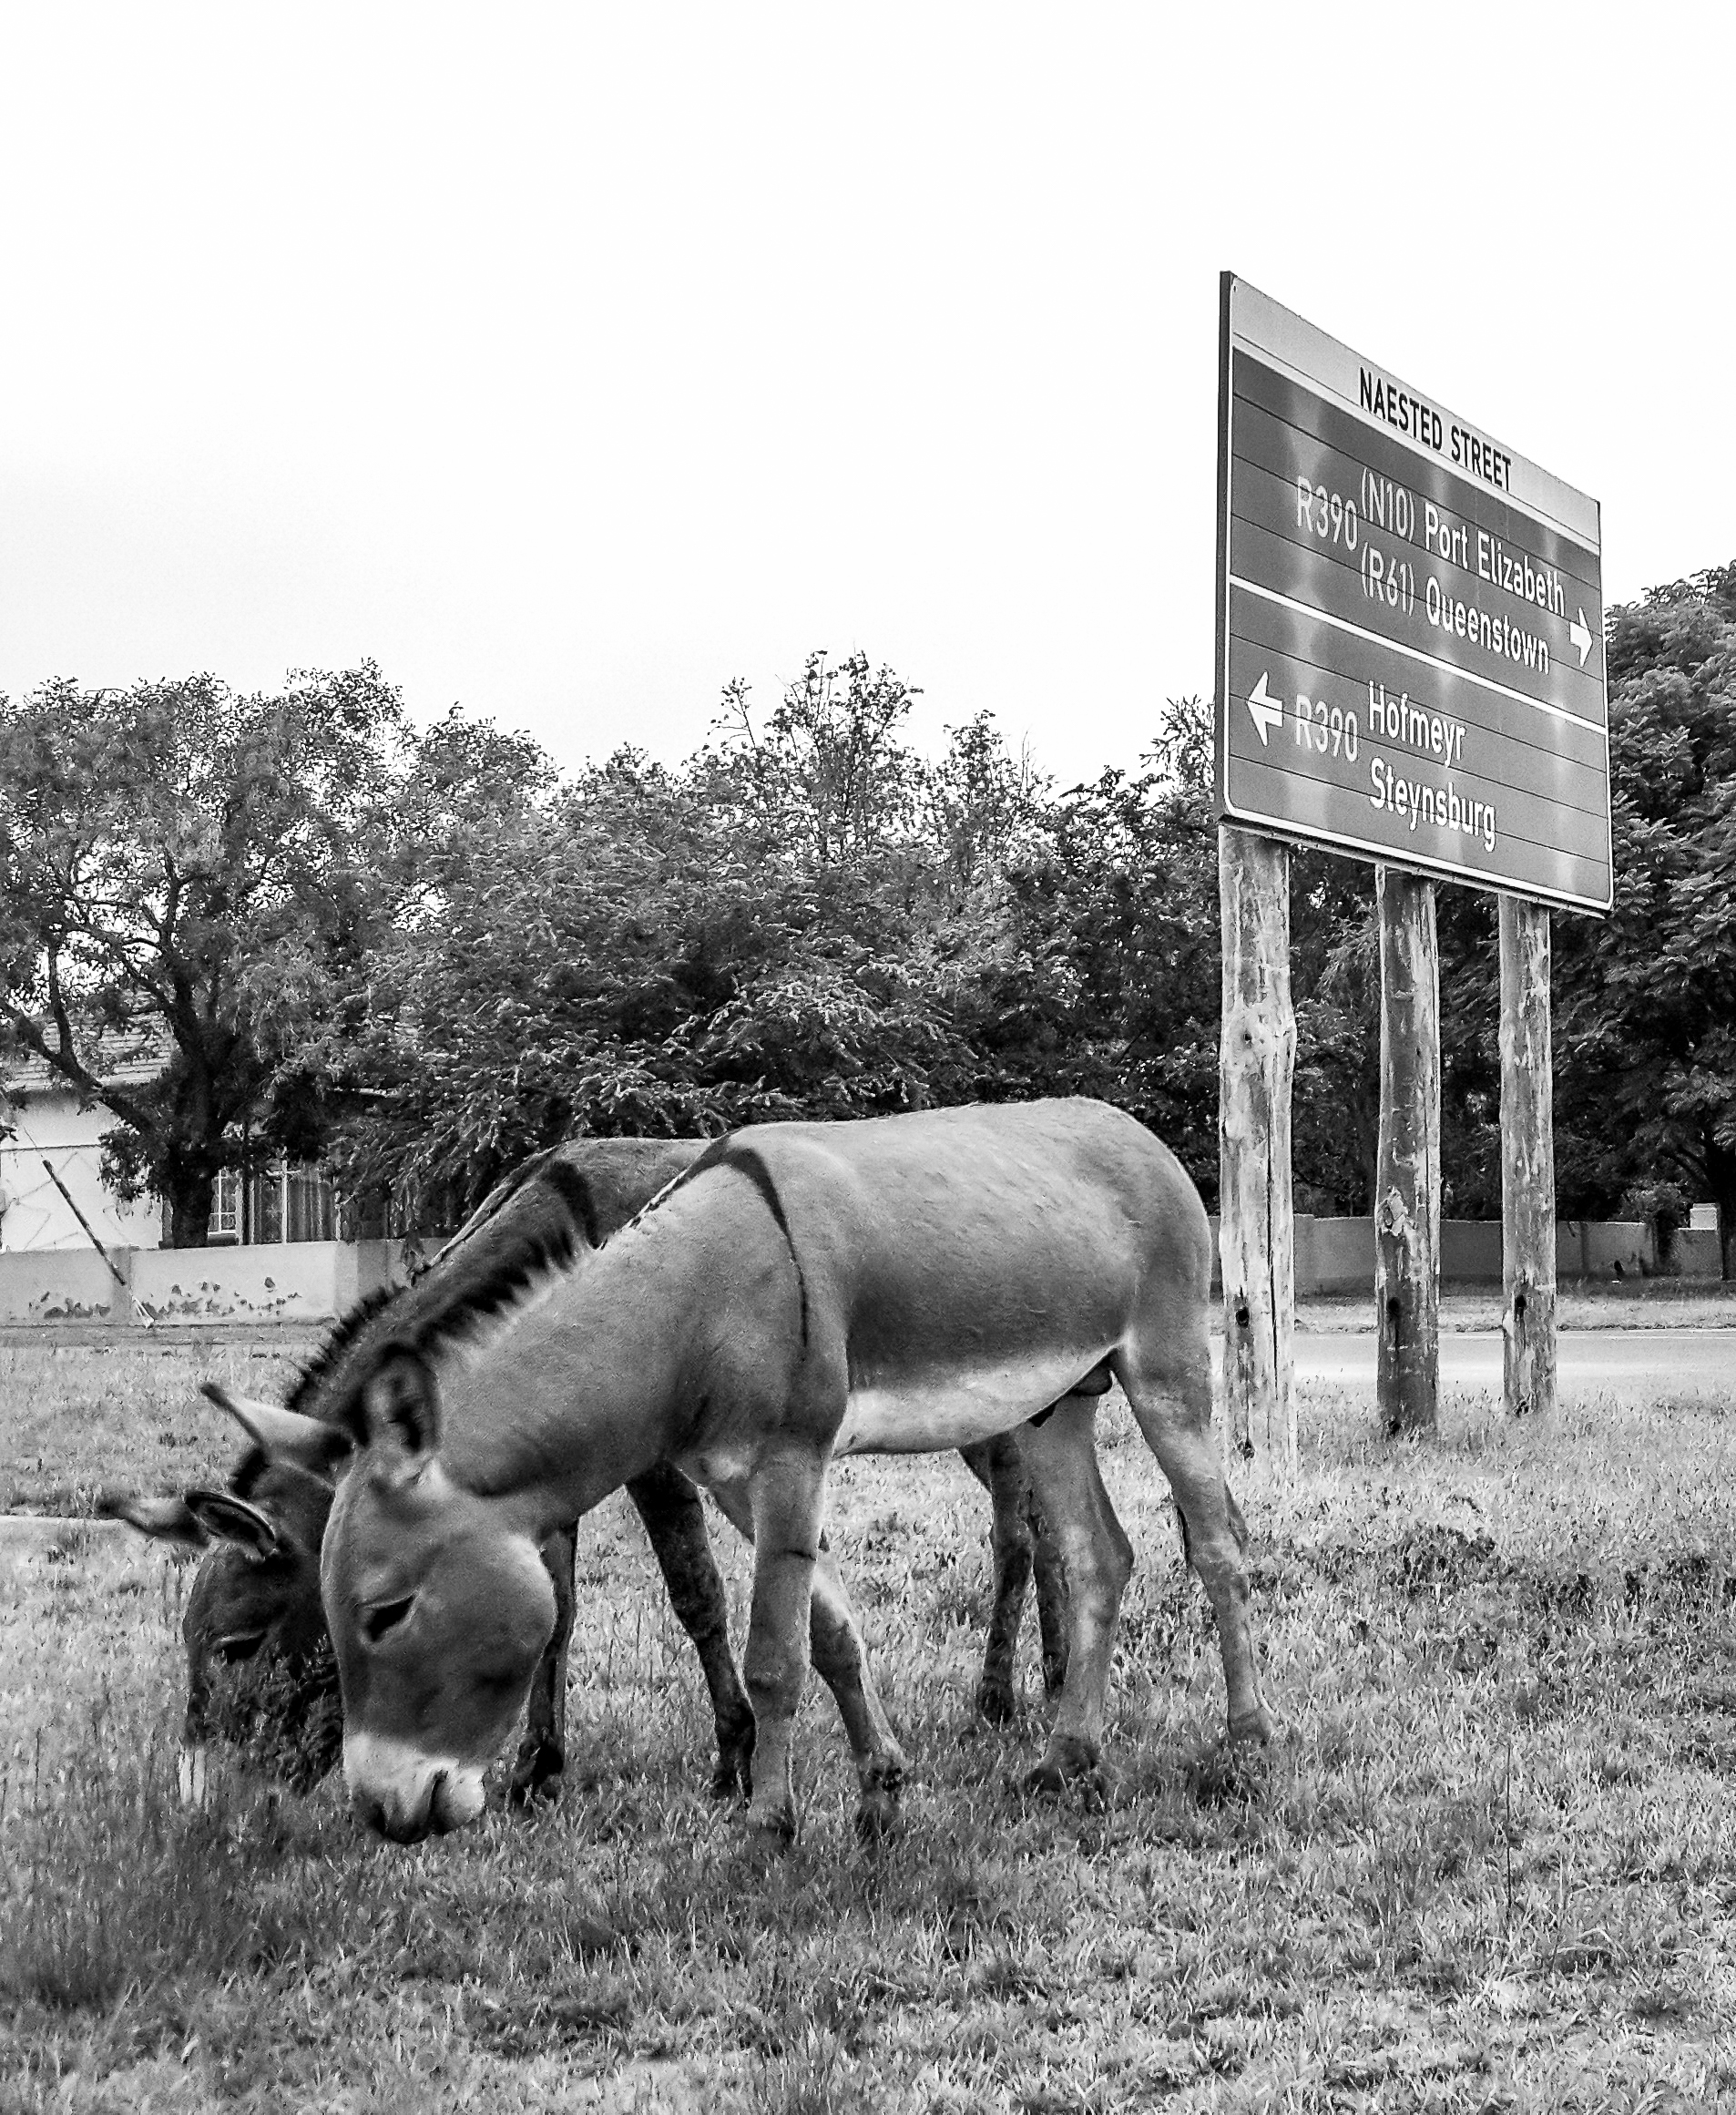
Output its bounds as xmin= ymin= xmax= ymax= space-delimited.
xmin=1116 ymin=1317 xmax=1273 ymax=1745
xmin=1012 ymin=1397 xmax=1133 ymax=1792
xmin=510 ymin=1521 xmax=577 ymax=1803
xmin=627 ymin=1462 xmax=756 ymax=1797
xmin=959 ymin=1435 xmax=1035 ymax=1722
xmin=1029 ymin=1476 xmax=1069 ymax=1701
xmin=806 ymin=1535 xmax=908 ymax=1839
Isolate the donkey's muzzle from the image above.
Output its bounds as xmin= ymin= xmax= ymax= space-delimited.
xmin=345 ymin=1732 xmax=487 ymax=1844
xmin=354 ymin=1776 xmax=440 ymax=1844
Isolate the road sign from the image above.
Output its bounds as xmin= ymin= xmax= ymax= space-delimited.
xmin=1214 ymin=275 xmax=1611 ymax=912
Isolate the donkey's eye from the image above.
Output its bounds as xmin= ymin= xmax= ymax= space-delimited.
xmin=361 ymin=1596 xmax=415 ymax=1646
xmin=214 ymin=1630 xmax=268 ymax=1664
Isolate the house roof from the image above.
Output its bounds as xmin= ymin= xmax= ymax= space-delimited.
xmin=1 ymin=1018 xmax=173 ymax=1098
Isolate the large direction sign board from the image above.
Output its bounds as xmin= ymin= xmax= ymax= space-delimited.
xmin=1215 ymin=275 xmax=1611 ymax=912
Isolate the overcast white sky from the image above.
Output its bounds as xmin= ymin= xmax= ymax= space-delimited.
xmin=2 ymin=5 xmax=1729 ymax=790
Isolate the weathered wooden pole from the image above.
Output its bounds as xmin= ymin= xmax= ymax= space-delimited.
xmin=1374 ymin=866 xmax=1440 ymax=1436
xmin=1499 ymin=894 xmax=1557 ymax=1416
xmin=1218 ymin=823 xmax=1296 ymax=1468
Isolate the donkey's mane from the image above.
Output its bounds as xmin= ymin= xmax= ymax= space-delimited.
xmin=284 ymin=1285 xmax=401 ymax=1422
xmin=286 ymin=1153 xmax=601 ymax=1433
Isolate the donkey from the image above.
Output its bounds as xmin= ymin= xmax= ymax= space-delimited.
xmin=105 ymin=1136 xmax=1066 ymax=1804
xmin=301 ymin=1098 xmax=1271 ymax=1844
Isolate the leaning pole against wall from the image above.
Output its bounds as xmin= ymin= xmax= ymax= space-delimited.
xmin=1218 ymin=824 xmax=1296 ymax=1466
xmin=1213 ymin=271 xmax=1611 ymax=1442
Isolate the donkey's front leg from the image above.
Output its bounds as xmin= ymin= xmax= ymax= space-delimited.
xmin=700 ymin=1468 xmax=904 ymax=1838
xmin=509 ymin=1521 xmax=577 ymax=1804
xmin=741 ymin=1445 xmax=830 ymax=1840
xmin=626 ymin=1461 xmax=755 ymax=1797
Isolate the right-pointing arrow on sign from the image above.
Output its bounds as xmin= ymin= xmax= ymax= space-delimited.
xmin=1569 ymin=608 xmax=1593 ymax=668
xmin=1247 ymin=670 xmax=1283 ymax=745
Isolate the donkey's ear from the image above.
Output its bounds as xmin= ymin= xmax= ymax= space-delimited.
xmin=98 ymin=1488 xmax=209 ymax=1548
xmin=183 ymin=1488 xmax=289 ymax=1560
xmin=361 ymin=1348 xmax=441 ymax=1473
xmin=201 ymin=1384 xmax=353 ymax=1478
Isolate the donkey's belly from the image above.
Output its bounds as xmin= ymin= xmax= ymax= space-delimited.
xmin=833 ymin=1347 xmax=1107 ymax=1456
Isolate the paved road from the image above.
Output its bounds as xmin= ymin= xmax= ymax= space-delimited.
xmin=1292 ymin=1326 xmax=1732 ymax=1394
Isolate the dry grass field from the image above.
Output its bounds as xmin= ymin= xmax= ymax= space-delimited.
xmin=0 ymin=1338 xmax=316 ymax=1519
xmin=4 ymin=1331 xmax=1736 ymax=2110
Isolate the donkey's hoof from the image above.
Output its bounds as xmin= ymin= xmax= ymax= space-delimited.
xmin=1229 ymin=1703 xmax=1279 ymax=1746
xmin=1186 ymin=1735 xmax=1271 ymax=1807
xmin=506 ymin=1742 xmax=565 ymax=1809
xmin=710 ymin=1754 xmax=752 ymax=1801
xmin=710 ymin=1723 xmax=755 ymax=1802
xmin=744 ymin=1801 xmax=797 ymax=1848
xmin=710 ymin=1711 xmax=755 ymax=1797
xmin=1025 ymin=1762 xmax=1108 ymax=1812
xmin=854 ymin=1786 xmax=903 ymax=1845
xmin=974 ymin=1678 xmax=1017 ymax=1726
xmin=1023 ymin=1734 xmax=1101 ymax=1798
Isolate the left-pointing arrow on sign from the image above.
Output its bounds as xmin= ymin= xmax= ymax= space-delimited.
xmin=1247 ymin=671 xmax=1283 ymax=745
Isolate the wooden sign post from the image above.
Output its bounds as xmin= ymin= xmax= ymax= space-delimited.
xmin=1499 ymin=896 xmax=1557 ymax=1415
xmin=1213 ymin=273 xmax=1608 ymax=1446
xmin=1374 ymin=868 xmax=1440 ymax=1434
xmin=1218 ymin=823 xmax=1296 ymax=1467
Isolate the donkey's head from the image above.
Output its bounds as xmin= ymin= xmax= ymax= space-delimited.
xmin=322 ymin=1347 xmax=557 ymax=1843
xmin=103 ymin=1386 xmax=353 ymax=1797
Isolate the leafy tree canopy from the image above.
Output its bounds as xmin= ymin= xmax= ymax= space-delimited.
xmin=1551 ymin=563 xmax=1736 ymax=1269
xmin=335 ymin=662 xmax=1005 ymax=1221
xmin=0 ymin=666 xmax=404 ymax=1243
xmin=15 ymin=571 xmax=1735 ymax=1271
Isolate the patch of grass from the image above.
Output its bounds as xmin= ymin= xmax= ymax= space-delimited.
xmin=743 ymin=2027 xmax=863 ymax=2115
xmin=5 ymin=1367 xmax=1736 ymax=2108
xmin=0 ymin=1733 xmax=306 ymax=2014
xmin=0 ymin=1339 xmax=316 ymax=1514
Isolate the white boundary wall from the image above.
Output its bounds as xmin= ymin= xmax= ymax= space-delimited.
xmin=1206 ymin=1217 xmax=1721 ymax=1297
xmin=0 ymin=1240 xmax=415 ymax=1325
xmin=0 ymin=1221 xmax=1719 ymax=1328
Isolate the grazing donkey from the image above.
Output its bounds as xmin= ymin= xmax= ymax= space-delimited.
xmin=105 ymin=1137 xmax=1065 ymax=1803
xmin=300 ymin=1099 xmax=1271 ymax=1845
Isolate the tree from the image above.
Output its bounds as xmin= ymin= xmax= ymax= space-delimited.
xmin=1288 ymin=848 xmax=1380 ymax=1214
xmin=919 ymin=709 xmax=1049 ymax=907
xmin=705 ymin=650 xmax=924 ymax=872
xmin=963 ymin=701 xmax=1223 ymax=1199
xmin=1551 ymin=564 xmax=1736 ymax=1273
xmin=337 ymin=667 xmax=996 ymax=1224
xmin=0 ymin=667 xmax=403 ymax=1244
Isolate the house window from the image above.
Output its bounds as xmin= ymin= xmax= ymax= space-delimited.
xmin=209 ymin=1169 xmax=242 ymax=1241
xmin=206 ymin=1162 xmax=335 ymax=1245
xmin=254 ymin=1163 xmax=337 ymax=1244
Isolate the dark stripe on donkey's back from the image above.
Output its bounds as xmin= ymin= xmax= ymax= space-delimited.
xmin=682 ymin=1137 xmax=811 ymax=1351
